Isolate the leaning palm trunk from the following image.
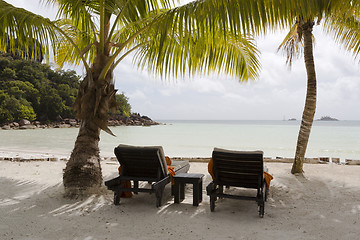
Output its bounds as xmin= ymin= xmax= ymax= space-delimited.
xmin=291 ymin=20 xmax=317 ymax=174
xmin=63 ymin=53 xmax=117 ymax=196
xmin=63 ymin=119 xmax=102 ymax=196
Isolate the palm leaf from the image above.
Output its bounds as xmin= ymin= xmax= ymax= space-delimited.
xmin=133 ymin=25 xmax=260 ymax=81
xmin=323 ymin=13 xmax=360 ymax=60
xmin=53 ymin=18 xmax=96 ymax=68
xmin=0 ymin=0 xmax=59 ymax=61
xmin=278 ymin=24 xmax=304 ymax=67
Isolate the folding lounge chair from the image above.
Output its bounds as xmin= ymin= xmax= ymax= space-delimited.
xmin=105 ymin=144 xmax=190 ymax=207
xmin=206 ymin=148 xmax=267 ymax=217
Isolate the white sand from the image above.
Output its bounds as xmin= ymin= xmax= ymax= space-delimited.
xmin=0 ymin=160 xmax=359 ymax=240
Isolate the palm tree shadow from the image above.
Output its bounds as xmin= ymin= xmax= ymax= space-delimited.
xmin=0 ymin=176 xmax=113 ymax=217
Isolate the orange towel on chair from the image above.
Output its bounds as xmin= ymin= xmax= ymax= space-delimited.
xmin=207 ymin=157 xmax=273 ymax=188
xmin=207 ymin=158 xmax=215 ymax=180
xmin=118 ymin=166 xmax=133 ymax=198
xmin=166 ymin=156 xmax=176 ymax=184
xmin=264 ymin=171 xmax=273 ymax=189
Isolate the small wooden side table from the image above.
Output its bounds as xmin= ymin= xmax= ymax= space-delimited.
xmin=173 ymin=173 xmax=204 ymax=206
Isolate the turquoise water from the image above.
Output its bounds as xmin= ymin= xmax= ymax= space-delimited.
xmin=0 ymin=120 xmax=359 ymax=161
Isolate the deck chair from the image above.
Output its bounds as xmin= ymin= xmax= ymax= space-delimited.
xmin=105 ymin=144 xmax=190 ymax=207
xmin=206 ymin=148 xmax=267 ymax=217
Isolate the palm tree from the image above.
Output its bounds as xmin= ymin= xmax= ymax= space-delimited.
xmin=0 ymin=0 xmax=262 ymax=196
xmin=1 ymin=0 xmax=357 ymax=195
xmin=158 ymin=0 xmax=358 ymax=176
xmin=293 ymin=19 xmax=317 ymax=174
xmin=277 ymin=1 xmax=358 ymax=174
xmin=278 ymin=18 xmax=317 ymax=174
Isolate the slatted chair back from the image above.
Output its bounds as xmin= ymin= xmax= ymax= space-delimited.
xmin=114 ymin=144 xmax=168 ymax=181
xmin=212 ymin=148 xmax=264 ymax=189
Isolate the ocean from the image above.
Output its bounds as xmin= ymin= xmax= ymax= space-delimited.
xmin=0 ymin=120 xmax=359 ymax=161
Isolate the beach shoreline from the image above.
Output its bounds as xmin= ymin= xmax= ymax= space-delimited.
xmin=0 ymin=160 xmax=359 ymax=240
xmin=1 ymin=151 xmax=359 ymax=165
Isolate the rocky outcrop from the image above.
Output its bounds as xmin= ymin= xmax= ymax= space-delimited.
xmin=108 ymin=113 xmax=159 ymax=126
xmin=1 ymin=114 xmax=159 ymax=130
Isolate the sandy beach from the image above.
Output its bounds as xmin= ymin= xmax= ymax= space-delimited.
xmin=0 ymin=159 xmax=359 ymax=240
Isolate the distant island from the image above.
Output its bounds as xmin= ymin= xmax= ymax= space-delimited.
xmin=316 ymin=116 xmax=339 ymax=121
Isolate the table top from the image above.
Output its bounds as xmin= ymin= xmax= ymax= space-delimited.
xmin=174 ymin=173 xmax=205 ymax=179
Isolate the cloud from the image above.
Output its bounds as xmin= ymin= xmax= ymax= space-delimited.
xmin=128 ymin=89 xmax=147 ymax=100
xmin=115 ymin=27 xmax=360 ymax=120
xmin=16 ymin=1 xmax=360 ymax=120
xmin=187 ymin=77 xmax=227 ymax=94
xmin=12 ymin=0 xmax=57 ymax=20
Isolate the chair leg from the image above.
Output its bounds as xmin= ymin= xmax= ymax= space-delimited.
xmin=210 ymin=194 xmax=216 ymax=212
xmin=265 ymin=187 xmax=269 ymax=202
xmin=134 ymin=181 xmax=139 ymax=194
xmin=258 ymin=185 xmax=265 ymax=217
xmin=219 ymin=185 xmax=224 ymax=199
xmin=219 ymin=185 xmax=224 ymax=194
xmin=114 ymin=192 xmax=120 ymax=205
xmin=155 ymin=186 xmax=164 ymax=207
xmin=259 ymin=202 xmax=264 ymax=218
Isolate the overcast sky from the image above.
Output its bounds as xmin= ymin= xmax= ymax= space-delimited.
xmin=10 ymin=0 xmax=360 ymax=120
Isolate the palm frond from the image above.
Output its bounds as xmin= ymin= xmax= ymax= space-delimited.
xmin=323 ymin=13 xmax=360 ymax=60
xmin=133 ymin=26 xmax=260 ymax=81
xmin=278 ymin=24 xmax=303 ymax=67
xmin=44 ymin=0 xmax=98 ymax=38
xmin=53 ymin=18 xmax=96 ymax=68
xmin=158 ymin=0 xmax=324 ymax=38
xmin=0 ymin=0 xmax=58 ymax=62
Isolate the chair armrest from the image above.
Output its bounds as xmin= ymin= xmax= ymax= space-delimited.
xmin=152 ymin=176 xmax=170 ymax=190
xmin=104 ymin=176 xmax=122 ymax=188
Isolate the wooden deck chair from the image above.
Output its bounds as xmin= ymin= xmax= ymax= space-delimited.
xmin=105 ymin=144 xmax=190 ymax=207
xmin=206 ymin=148 xmax=267 ymax=217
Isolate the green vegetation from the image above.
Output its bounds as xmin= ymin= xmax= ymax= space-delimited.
xmin=115 ymin=93 xmax=131 ymax=118
xmin=0 ymin=52 xmax=79 ymax=124
xmin=0 ymin=52 xmax=133 ymax=124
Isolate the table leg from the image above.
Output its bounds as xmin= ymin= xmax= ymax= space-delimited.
xmin=174 ymin=181 xmax=180 ymax=204
xmin=180 ymin=183 xmax=185 ymax=202
xmin=193 ymin=181 xmax=199 ymax=206
xmin=199 ymin=180 xmax=203 ymax=203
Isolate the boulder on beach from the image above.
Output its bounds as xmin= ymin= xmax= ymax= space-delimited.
xmin=1 ymin=125 xmax=11 ymax=130
xmin=19 ymin=125 xmax=36 ymax=130
xmin=19 ymin=119 xmax=31 ymax=126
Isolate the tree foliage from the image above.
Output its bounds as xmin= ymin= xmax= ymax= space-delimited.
xmin=0 ymin=52 xmax=79 ymax=123
xmin=0 ymin=52 xmax=133 ymax=125
xmin=115 ymin=92 xmax=131 ymax=117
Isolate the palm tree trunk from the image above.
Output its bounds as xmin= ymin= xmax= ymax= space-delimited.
xmin=291 ymin=20 xmax=316 ymax=174
xmin=63 ymin=119 xmax=102 ymax=197
xmin=63 ymin=53 xmax=116 ymax=197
